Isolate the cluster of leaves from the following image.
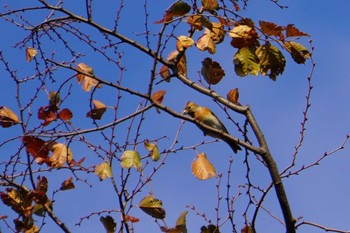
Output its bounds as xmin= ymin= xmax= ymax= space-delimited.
xmin=158 ymin=1 xmax=310 ymax=83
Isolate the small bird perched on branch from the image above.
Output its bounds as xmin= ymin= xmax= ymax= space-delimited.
xmin=183 ymin=101 xmax=241 ymax=153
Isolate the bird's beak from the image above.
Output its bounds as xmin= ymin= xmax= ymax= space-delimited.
xmin=182 ymin=109 xmax=187 ymax=115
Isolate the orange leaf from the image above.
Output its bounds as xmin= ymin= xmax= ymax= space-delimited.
xmin=201 ymin=57 xmax=225 ymax=85
xmin=125 ymin=214 xmax=140 ymax=223
xmin=26 ymin=47 xmax=37 ymax=62
xmin=58 ymin=108 xmax=73 ymax=121
xmin=38 ymin=106 xmax=57 ymax=126
xmin=259 ymin=21 xmax=284 ymax=37
xmin=59 ymin=177 xmax=75 ymax=191
xmin=227 ymin=88 xmax=240 ymax=105
xmin=22 ymin=136 xmax=50 ymax=165
xmin=0 ymin=106 xmax=19 ymax=128
xmin=151 ymin=90 xmax=166 ymax=105
xmin=286 ymin=24 xmax=310 ymax=37
xmin=191 ymin=153 xmax=216 ymax=180
xmin=86 ymin=100 xmax=107 ymax=120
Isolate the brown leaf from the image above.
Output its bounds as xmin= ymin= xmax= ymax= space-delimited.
xmin=76 ymin=63 xmax=102 ymax=92
xmin=201 ymin=57 xmax=225 ymax=85
xmin=59 ymin=177 xmax=75 ymax=191
xmin=22 ymin=136 xmax=52 ymax=165
xmin=48 ymin=143 xmax=73 ymax=168
xmin=159 ymin=65 xmax=171 ymax=82
xmin=154 ymin=1 xmax=191 ymax=24
xmin=0 ymin=106 xmax=19 ymax=128
xmin=202 ymin=0 xmax=219 ymax=12
xmin=176 ymin=35 xmax=194 ymax=52
xmin=286 ymin=24 xmax=310 ymax=37
xmin=227 ymin=88 xmax=240 ymax=105
xmin=229 ymin=25 xmax=259 ymax=48
xmin=38 ymin=106 xmax=57 ymax=126
xmin=26 ymin=47 xmax=38 ymax=62
xmin=187 ymin=15 xmax=203 ymax=30
xmin=58 ymin=108 xmax=73 ymax=121
xmin=167 ymin=51 xmax=187 ymax=75
xmin=196 ymin=31 xmax=216 ymax=54
xmin=192 ymin=153 xmax=217 ymax=180
xmin=210 ymin=22 xmax=225 ymax=44
xmin=151 ymin=90 xmax=166 ymax=104
xmin=241 ymin=225 xmax=254 ymax=233
xmin=125 ymin=214 xmax=140 ymax=223
xmin=259 ymin=21 xmax=284 ymax=37
xmin=86 ymin=100 xmax=107 ymax=120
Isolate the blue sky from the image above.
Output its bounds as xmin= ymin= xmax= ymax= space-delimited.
xmin=1 ymin=1 xmax=350 ymax=233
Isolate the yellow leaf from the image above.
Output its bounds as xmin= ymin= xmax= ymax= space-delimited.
xmin=86 ymin=99 xmax=107 ymax=120
xmin=191 ymin=153 xmax=216 ymax=180
xmin=144 ymin=140 xmax=160 ymax=161
xmin=48 ymin=143 xmax=73 ymax=168
xmin=76 ymin=63 xmax=102 ymax=92
xmin=0 ymin=106 xmax=19 ymax=128
xmin=176 ymin=35 xmax=194 ymax=52
xmin=139 ymin=195 xmax=166 ymax=219
xmin=95 ymin=162 xmax=112 ymax=180
xmin=26 ymin=47 xmax=37 ymax=62
xmin=121 ymin=150 xmax=142 ymax=171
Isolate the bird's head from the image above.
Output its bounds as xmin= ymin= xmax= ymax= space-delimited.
xmin=182 ymin=101 xmax=198 ymax=117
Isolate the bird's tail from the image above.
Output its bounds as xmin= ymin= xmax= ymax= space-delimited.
xmin=224 ymin=138 xmax=241 ymax=154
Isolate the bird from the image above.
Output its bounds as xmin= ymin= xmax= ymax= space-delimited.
xmin=183 ymin=101 xmax=241 ymax=153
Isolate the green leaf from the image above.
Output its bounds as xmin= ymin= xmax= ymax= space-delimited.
xmin=100 ymin=215 xmax=116 ymax=233
xmin=233 ymin=47 xmax=260 ymax=77
xmin=284 ymin=41 xmax=311 ymax=64
xmin=256 ymin=43 xmax=286 ymax=81
xmin=139 ymin=195 xmax=166 ymax=219
xmin=202 ymin=0 xmax=219 ymax=12
xmin=176 ymin=210 xmax=188 ymax=233
xmin=121 ymin=150 xmax=142 ymax=171
xmin=144 ymin=140 xmax=160 ymax=162
xmin=95 ymin=162 xmax=112 ymax=180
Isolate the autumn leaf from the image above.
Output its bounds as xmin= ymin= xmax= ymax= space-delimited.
xmin=95 ymin=161 xmax=112 ymax=181
xmin=144 ymin=140 xmax=161 ymax=161
xmin=200 ymin=224 xmax=221 ymax=233
xmin=151 ymin=90 xmax=166 ymax=105
xmin=196 ymin=31 xmax=216 ymax=54
xmin=256 ymin=43 xmax=286 ymax=80
xmin=233 ymin=47 xmax=260 ymax=77
xmin=241 ymin=225 xmax=254 ymax=233
xmin=229 ymin=25 xmax=259 ymax=48
xmin=284 ymin=41 xmax=311 ymax=64
xmin=202 ymin=0 xmax=219 ymax=12
xmin=22 ymin=136 xmax=51 ymax=165
xmin=139 ymin=195 xmax=166 ymax=219
xmin=192 ymin=153 xmax=217 ymax=180
xmin=259 ymin=21 xmax=284 ymax=37
xmin=76 ymin=63 xmax=102 ymax=92
xmin=286 ymin=24 xmax=310 ymax=37
xmin=227 ymin=88 xmax=240 ymax=105
xmin=26 ymin=47 xmax=38 ymax=62
xmin=210 ymin=22 xmax=225 ymax=44
xmin=159 ymin=65 xmax=171 ymax=82
xmin=48 ymin=91 xmax=60 ymax=109
xmin=0 ymin=189 xmax=25 ymax=216
xmin=176 ymin=35 xmax=194 ymax=52
xmin=121 ymin=150 xmax=142 ymax=171
xmin=155 ymin=1 xmax=191 ymax=24
xmin=86 ymin=99 xmax=107 ymax=120
xmin=0 ymin=106 xmax=19 ymax=128
xmin=187 ymin=15 xmax=203 ymax=31
xmin=201 ymin=57 xmax=225 ymax=85
xmin=100 ymin=215 xmax=116 ymax=233
xmin=59 ymin=177 xmax=75 ymax=191
xmin=58 ymin=108 xmax=73 ymax=121
xmin=175 ymin=210 xmax=188 ymax=233
xmin=48 ymin=143 xmax=73 ymax=168
xmin=125 ymin=214 xmax=140 ymax=223
xmin=38 ymin=105 xmax=57 ymax=126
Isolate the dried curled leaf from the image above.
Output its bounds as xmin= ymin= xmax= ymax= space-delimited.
xmin=22 ymin=136 xmax=51 ymax=165
xmin=187 ymin=15 xmax=203 ymax=31
xmin=227 ymin=88 xmax=240 ymax=105
xmin=259 ymin=21 xmax=284 ymax=37
xmin=48 ymin=143 xmax=73 ymax=168
xmin=286 ymin=24 xmax=310 ymax=37
xmin=0 ymin=106 xmax=19 ymax=128
xmin=176 ymin=35 xmax=194 ymax=52
xmin=26 ymin=47 xmax=38 ymax=62
xmin=139 ymin=195 xmax=166 ymax=219
xmin=155 ymin=1 xmax=191 ymax=24
xmin=284 ymin=41 xmax=311 ymax=64
xmin=167 ymin=50 xmax=187 ymax=75
xmin=229 ymin=24 xmax=259 ymax=48
xmin=125 ymin=214 xmax=140 ymax=223
xmin=95 ymin=162 xmax=112 ymax=181
xmin=192 ymin=153 xmax=217 ymax=180
xmin=144 ymin=140 xmax=161 ymax=161
xmin=59 ymin=177 xmax=75 ymax=191
xmin=196 ymin=30 xmax=216 ymax=54
xmin=86 ymin=100 xmax=107 ymax=120
xmin=151 ymin=90 xmax=166 ymax=105
xmin=76 ymin=63 xmax=102 ymax=92
xmin=201 ymin=57 xmax=225 ymax=85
